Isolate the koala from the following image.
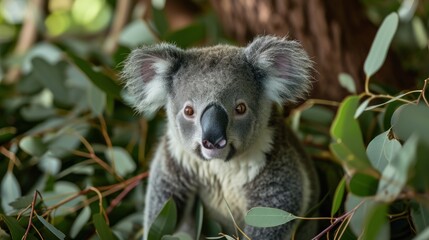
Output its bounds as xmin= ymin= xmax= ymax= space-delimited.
xmin=122 ymin=36 xmax=320 ymax=240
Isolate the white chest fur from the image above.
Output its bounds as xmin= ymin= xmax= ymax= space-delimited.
xmin=166 ymin=124 xmax=273 ymax=230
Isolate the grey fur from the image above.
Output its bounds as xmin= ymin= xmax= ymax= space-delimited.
xmin=122 ymin=36 xmax=319 ymax=240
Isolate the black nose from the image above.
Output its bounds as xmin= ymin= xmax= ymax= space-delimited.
xmin=200 ymin=104 xmax=228 ymax=149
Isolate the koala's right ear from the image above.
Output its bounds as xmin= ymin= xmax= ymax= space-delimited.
xmin=122 ymin=43 xmax=183 ymax=117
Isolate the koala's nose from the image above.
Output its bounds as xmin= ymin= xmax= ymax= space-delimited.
xmin=200 ymin=104 xmax=228 ymax=149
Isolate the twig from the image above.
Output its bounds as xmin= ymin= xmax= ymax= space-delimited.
xmin=103 ymin=0 xmax=132 ymax=54
xmin=4 ymin=0 xmax=43 ymax=84
xmin=106 ymin=177 xmax=141 ymax=214
xmin=23 ymin=191 xmax=40 ymax=240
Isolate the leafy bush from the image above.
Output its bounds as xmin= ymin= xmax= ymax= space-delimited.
xmin=0 ymin=1 xmax=428 ymax=240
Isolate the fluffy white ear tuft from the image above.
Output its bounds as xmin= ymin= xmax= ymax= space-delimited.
xmin=122 ymin=43 xmax=183 ymax=117
xmin=245 ymin=36 xmax=313 ymax=106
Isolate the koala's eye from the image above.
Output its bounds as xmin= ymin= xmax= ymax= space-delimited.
xmin=184 ymin=106 xmax=195 ymax=117
xmin=235 ymin=103 xmax=247 ymax=115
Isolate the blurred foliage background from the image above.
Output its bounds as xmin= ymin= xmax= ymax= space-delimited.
xmin=0 ymin=0 xmax=428 ymax=239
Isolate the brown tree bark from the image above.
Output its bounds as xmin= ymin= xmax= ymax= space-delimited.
xmin=210 ymin=0 xmax=410 ymax=101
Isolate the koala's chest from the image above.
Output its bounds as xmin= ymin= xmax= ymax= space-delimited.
xmin=190 ymin=159 xmax=265 ymax=230
xmin=199 ymin=178 xmax=247 ymax=227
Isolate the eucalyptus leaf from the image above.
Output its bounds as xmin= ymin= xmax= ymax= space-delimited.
xmin=165 ymin=22 xmax=206 ymax=48
xmin=70 ymin=207 xmax=91 ymax=238
xmin=354 ymin=98 xmax=371 ymax=119
xmin=93 ymin=213 xmax=117 ymax=240
xmin=345 ymin=194 xmax=375 ymax=236
xmin=376 ymin=135 xmax=418 ymax=202
xmin=67 ymin=52 xmax=121 ymax=98
xmin=366 ymin=130 xmax=401 ymax=173
xmin=360 ymin=203 xmax=389 ymax=240
xmin=245 ymin=207 xmax=297 ymax=227
xmin=88 ymin=81 xmax=106 ymax=116
xmin=39 ymin=152 xmax=61 ymax=175
xmin=31 ymin=58 xmax=70 ymax=105
xmin=8 ymin=195 xmax=36 ymax=210
xmin=1 ymin=172 xmax=22 ymax=214
xmin=364 ymin=13 xmax=399 ymax=78
xmin=412 ymin=17 xmax=428 ymax=49
xmin=331 ymin=177 xmax=346 ymax=216
xmin=105 ymin=147 xmax=136 ymax=177
xmin=338 ymin=73 xmax=356 ymax=93
xmin=0 ymin=127 xmax=16 ymax=145
xmin=42 ymin=181 xmax=85 ymax=217
xmin=119 ymin=20 xmax=155 ymax=48
xmin=19 ymin=136 xmax=47 ymax=157
xmin=330 ymin=96 xmax=372 ymax=171
xmin=349 ymin=173 xmax=378 ymax=197
xmin=195 ymin=199 xmax=204 ymax=239
xmin=22 ymin=43 xmax=63 ymax=73
xmin=414 ymin=227 xmax=429 ymax=240
xmin=391 ymin=103 xmax=429 ymax=144
xmin=411 ymin=201 xmax=429 ymax=234
xmin=36 ymin=214 xmax=66 ymax=239
xmin=148 ymin=198 xmax=177 ymax=240
xmin=1 ymin=215 xmax=37 ymax=240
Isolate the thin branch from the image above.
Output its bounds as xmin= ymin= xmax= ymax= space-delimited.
xmin=106 ymin=177 xmax=140 ymax=214
xmin=103 ymin=0 xmax=132 ymax=54
xmin=4 ymin=0 xmax=43 ymax=84
xmin=23 ymin=191 xmax=40 ymax=240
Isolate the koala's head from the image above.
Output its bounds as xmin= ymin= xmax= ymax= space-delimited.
xmin=122 ymin=36 xmax=312 ymax=161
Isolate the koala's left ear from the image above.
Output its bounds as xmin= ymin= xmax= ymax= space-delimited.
xmin=122 ymin=43 xmax=184 ymax=117
xmin=245 ymin=36 xmax=313 ymax=105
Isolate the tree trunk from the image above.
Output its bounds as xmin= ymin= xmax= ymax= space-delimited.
xmin=210 ymin=0 xmax=410 ymax=101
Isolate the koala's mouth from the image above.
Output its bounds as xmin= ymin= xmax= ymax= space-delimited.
xmin=196 ymin=144 xmax=236 ymax=161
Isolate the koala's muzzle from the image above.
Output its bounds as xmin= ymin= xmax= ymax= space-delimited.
xmin=200 ymin=104 xmax=228 ymax=150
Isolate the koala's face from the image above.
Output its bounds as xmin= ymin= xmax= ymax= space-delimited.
xmin=123 ymin=36 xmax=312 ymax=161
xmin=168 ymin=47 xmax=267 ymax=160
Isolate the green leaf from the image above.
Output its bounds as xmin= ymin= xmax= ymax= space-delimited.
xmin=165 ymin=22 xmax=206 ymax=48
xmin=31 ymin=58 xmax=70 ymax=105
xmin=119 ymin=20 xmax=155 ymax=48
xmin=364 ymin=12 xmax=399 ymax=78
xmin=45 ymin=122 xmax=89 ymax=158
xmin=366 ymin=130 xmax=401 ymax=173
xmin=195 ymin=199 xmax=204 ymax=239
xmin=67 ymin=52 xmax=121 ymax=98
xmin=202 ymin=219 xmax=222 ymax=238
xmin=411 ymin=201 xmax=429 ymax=233
xmin=88 ymin=81 xmax=106 ymax=116
xmin=148 ymin=198 xmax=177 ymax=240
xmin=391 ymin=103 xmax=429 ymax=144
xmin=70 ymin=206 xmax=91 ymax=238
xmin=39 ymin=153 xmax=61 ymax=175
xmin=152 ymin=6 xmax=169 ymax=37
xmin=245 ymin=207 xmax=297 ymax=227
xmin=1 ymin=172 xmax=22 ymax=213
xmin=349 ymin=173 xmax=378 ymax=197
xmin=93 ymin=213 xmax=117 ymax=240
xmin=330 ymin=96 xmax=372 ymax=171
xmin=152 ymin=0 xmax=166 ymax=9
xmin=414 ymin=227 xmax=429 ymax=240
xmin=360 ymin=203 xmax=390 ymax=240
xmin=19 ymin=136 xmax=47 ymax=157
xmin=354 ymin=98 xmax=371 ymax=119
xmin=105 ymin=147 xmax=136 ymax=177
xmin=331 ymin=177 xmax=346 ymax=216
xmin=36 ymin=214 xmax=66 ymax=239
xmin=9 ymin=195 xmax=36 ymax=210
xmin=376 ymin=135 xmax=418 ymax=202
xmin=345 ymin=194 xmax=375 ymax=236
xmin=20 ymin=105 xmax=56 ymax=121
xmin=42 ymin=181 xmax=85 ymax=217
xmin=0 ymin=127 xmax=16 ymax=145
xmin=338 ymin=73 xmax=356 ymax=93
xmin=1 ymin=215 xmax=36 ymax=240
xmin=412 ymin=17 xmax=428 ymax=49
